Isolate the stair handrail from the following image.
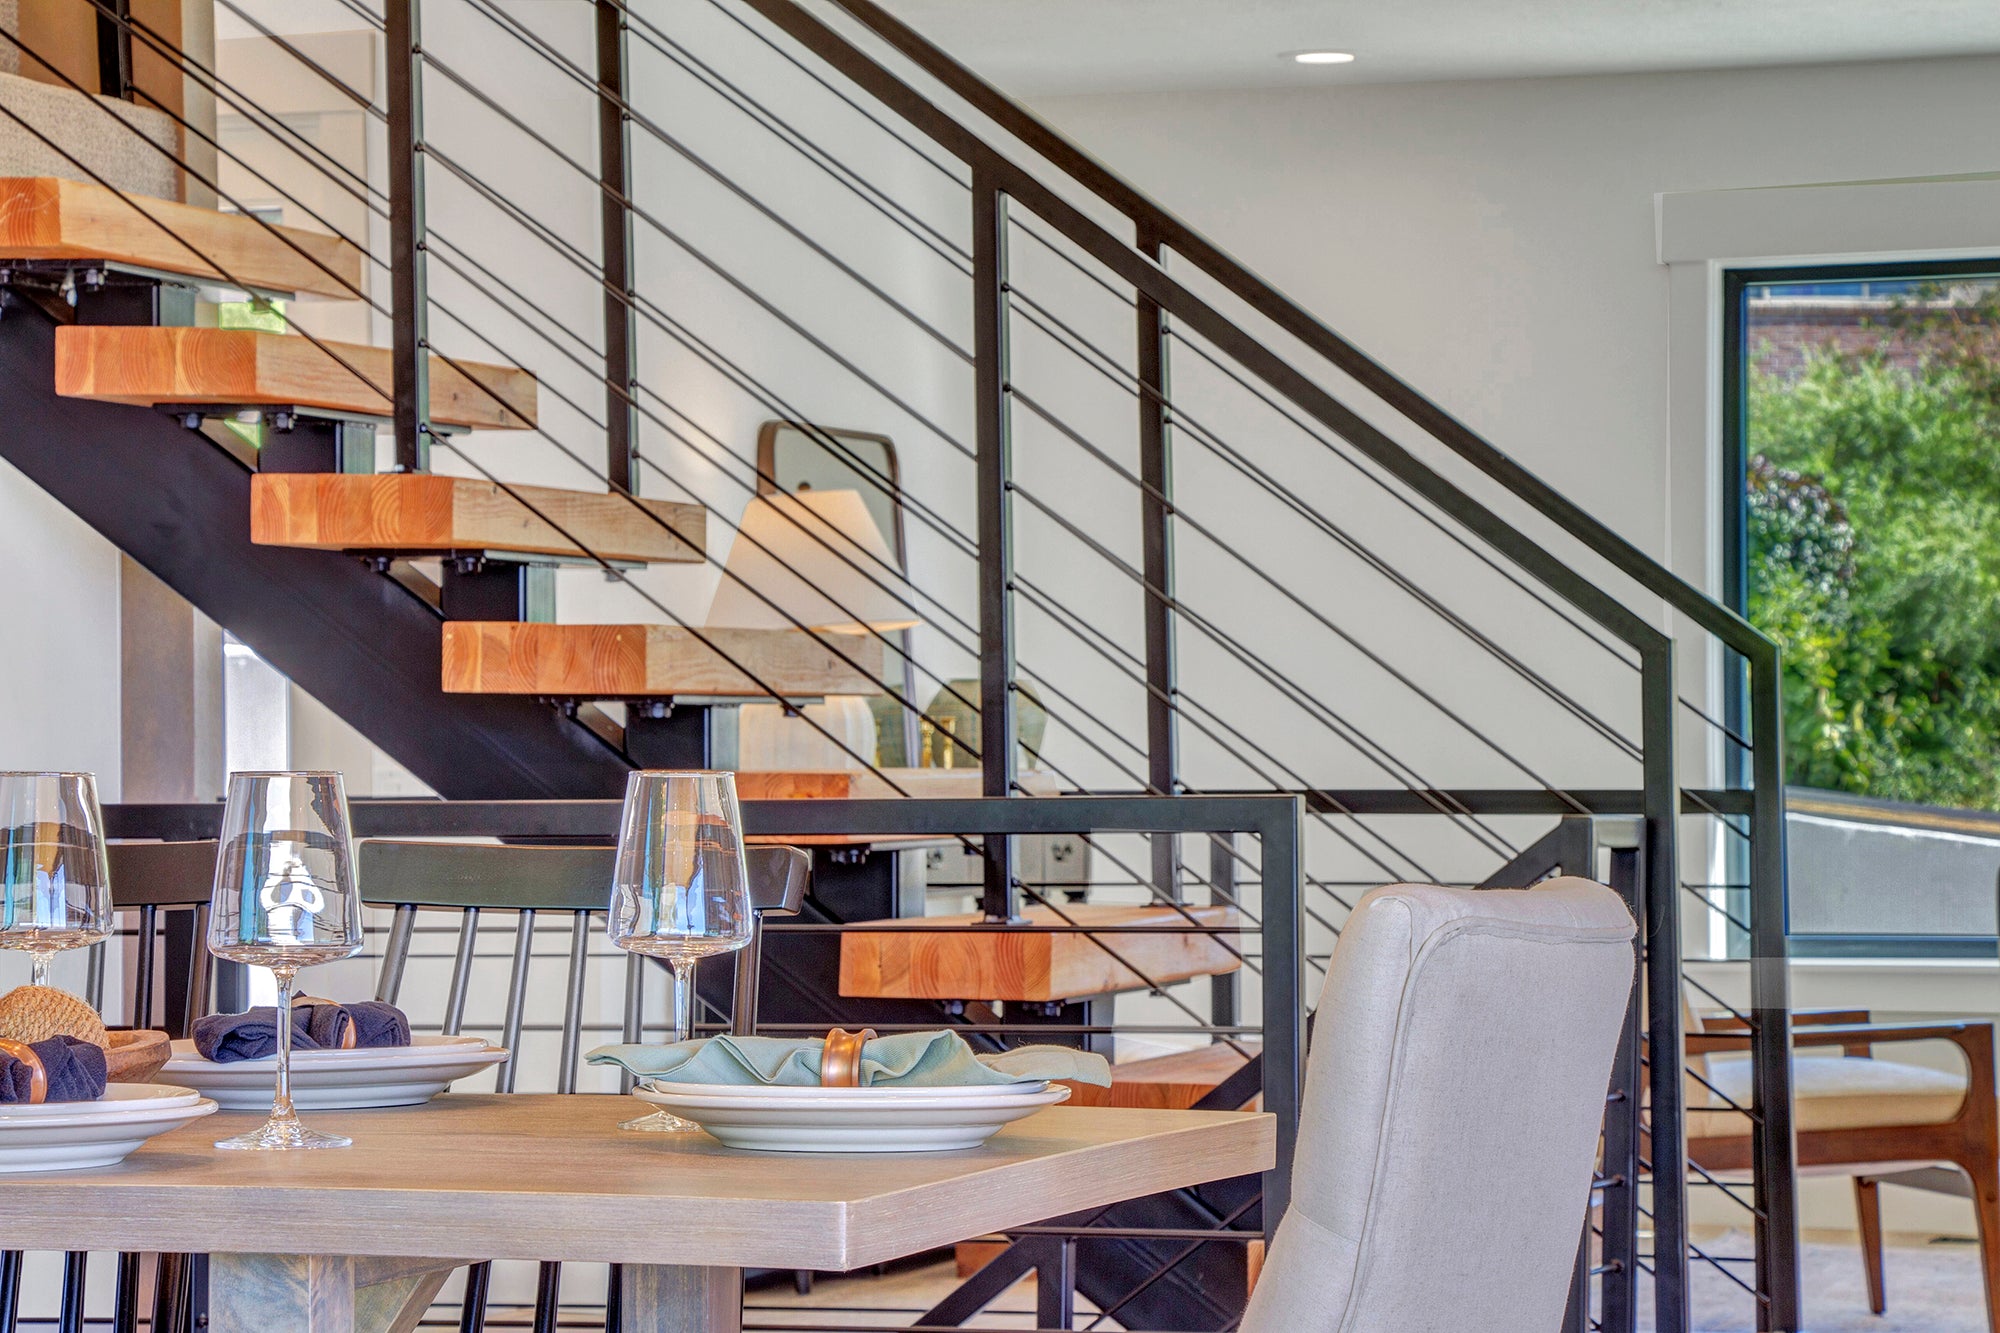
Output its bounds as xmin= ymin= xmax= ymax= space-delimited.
xmin=791 ymin=0 xmax=1776 ymax=662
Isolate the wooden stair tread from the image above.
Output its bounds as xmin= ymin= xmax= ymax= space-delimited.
xmin=838 ymin=903 xmax=1241 ymax=1003
xmin=1064 ymin=1042 xmax=1260 ymax=1110
xmin=54 ymin=326 xmax=536 ymax=430
xmin=441 ymin=622 xmax=883 ymax=698
xmin=0 ymin=177 xmax=362 ymax=298
xmin=251 ymin=473 xmax=703 ymax=564
xmin=734 ymin=768 xmax=1062 ymax=801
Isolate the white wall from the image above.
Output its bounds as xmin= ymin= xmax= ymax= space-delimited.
xmin=1027 ymin=54 xmax=2000 ymax=592
xmin=0 ymin=458 xmax=121 ymax=792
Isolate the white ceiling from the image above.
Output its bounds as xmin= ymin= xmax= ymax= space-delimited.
xmin=868 ymin=0 xmax=2000 ymax=95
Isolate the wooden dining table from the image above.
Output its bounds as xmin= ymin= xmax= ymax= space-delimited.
xmin=3 ymin=1093 xmax=1274 ymax=1332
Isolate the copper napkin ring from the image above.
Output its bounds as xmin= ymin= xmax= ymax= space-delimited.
xmin=0 ymin=1037 xmax=49 ymax=1104
xmin=293 ymin=995 xmax=359 ymax=1048
xmin=819 ymin=1027 xmax=877 ymax=1088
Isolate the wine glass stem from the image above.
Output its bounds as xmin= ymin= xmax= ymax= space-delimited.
xmin=271 ymin=965 xmax=299 ymax=1120
xmin=28 ymin=950 xmax=51 ymax=988
xmin=671 ymin=958 xmax=696 ymax=1044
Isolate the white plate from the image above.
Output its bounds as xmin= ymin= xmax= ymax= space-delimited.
xmin=162 ymin=1034 xmax=509 ymax=1110
xmin=646 ymin=1079 xmax=1050 ymax=1102
xmin=0 ymin=1083 xmax=217 ymax=1174
xmin=630 ymin=1082 xmax=1070 ymax=1152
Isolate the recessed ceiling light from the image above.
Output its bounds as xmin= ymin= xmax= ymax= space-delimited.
xmin=1291 ymin=50 xmax=1356 ymax=65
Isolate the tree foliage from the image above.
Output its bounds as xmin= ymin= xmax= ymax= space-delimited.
xmin=1749 ymin=284 xmax=2000 ymax=808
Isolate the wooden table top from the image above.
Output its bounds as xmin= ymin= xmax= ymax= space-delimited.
xmin=1 ymin=1094 xmax=1273 ymax=1272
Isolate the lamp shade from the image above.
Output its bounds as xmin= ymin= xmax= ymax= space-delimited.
xmin=704 ymin=488 xmax=921 ymax=634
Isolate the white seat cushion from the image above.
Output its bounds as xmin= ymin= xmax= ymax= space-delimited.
xmin=1689 ymin=1053 xmax=1966 ymax=1139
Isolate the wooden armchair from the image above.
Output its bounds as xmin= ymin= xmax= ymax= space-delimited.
xmin=1684 ymin=1009 xmax=1999 ymax=1330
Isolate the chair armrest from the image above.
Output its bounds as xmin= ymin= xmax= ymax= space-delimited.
xmin=1687 ymin=1020 xmax=1992 ymax=1059
xmin=1699 ymin=1008 xmax=1870 ymax=1034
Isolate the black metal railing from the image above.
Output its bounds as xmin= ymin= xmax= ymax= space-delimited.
xmin=0 ymin=0 xmax=1805 ymax=1327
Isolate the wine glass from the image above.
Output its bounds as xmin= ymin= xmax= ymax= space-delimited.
xmin=0 ymin=773 xmax=112 ymax=989
xmin=206 ymin=771 xmax=363 ymax=1151
xmin=608 ymin=771 xmax=752 ymax=1132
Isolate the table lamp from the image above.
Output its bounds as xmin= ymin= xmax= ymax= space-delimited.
xmin=706 ymin=488 xmax=920 ymax=771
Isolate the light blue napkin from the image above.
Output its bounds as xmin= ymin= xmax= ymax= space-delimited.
xmin=587 ymin=1030 xmax=1110 ymax=1089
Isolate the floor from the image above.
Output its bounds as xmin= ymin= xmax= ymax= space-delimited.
xmin=1657 ymin=1230 xmax=1987 ymax=1332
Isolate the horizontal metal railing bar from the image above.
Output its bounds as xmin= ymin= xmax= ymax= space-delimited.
xmin=102 ymin=789 xmax=1751 ymax=842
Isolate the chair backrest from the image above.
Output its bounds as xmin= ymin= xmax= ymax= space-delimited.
xmin=1241 ymin=876 xmax=1636 ymax=1333
xmin=102 ymin=840 xmax=219 ymax=1037
xmin=358 ymin=840 xmax=809 ymax=1092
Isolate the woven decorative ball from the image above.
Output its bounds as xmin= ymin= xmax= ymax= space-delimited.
xmin=0 ymin=985 xmax=109 ymax=1047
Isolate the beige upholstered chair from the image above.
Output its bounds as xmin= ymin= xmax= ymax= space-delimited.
xmin=1684 ymin=1006 xmax=1999 ymax=1330
xmin=1241 ymin=877 xmax=1636 ymax=1333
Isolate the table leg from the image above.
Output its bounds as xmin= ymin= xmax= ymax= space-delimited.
xmin=208 ymin=1255 xmax=462 ymax=1333
xmin=617 ymin=1264 xmax=742 ymax=1333
xmin=208 ymin=1255 xmax=355 ymax=1333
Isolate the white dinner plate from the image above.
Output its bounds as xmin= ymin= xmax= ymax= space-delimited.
xmin=647 ymin=1079 xmax=1050 ymax=1103
xmin=162 ymin=1034 xmax=509 ymax=1110
xmin=630 ymin=1081 xmax=1070 ymax=1152
xmin=0 ymin=1083 xmax=217 ymax=1174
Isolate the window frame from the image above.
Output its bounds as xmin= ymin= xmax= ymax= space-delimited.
xmin=1722 ymin=257 xmax=2000 ymax=958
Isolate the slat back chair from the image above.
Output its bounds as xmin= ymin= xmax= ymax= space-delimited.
xmin=1 ymin=841 xmax=220 ymax=1333
xmin=357 ymin=840 xmax=809 ymax=1333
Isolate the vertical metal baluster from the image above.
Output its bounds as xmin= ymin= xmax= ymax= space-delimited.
xmin=1207 ymin=833 xmax=1239 ymax=1033
xmin=1137 ymin=222 xmax=1181 ymax=904
xmin=458 ymin=1260 xmax=491 ymax=1333
xmin=376 ymin=904 xmax=418 ymax=1005
xmin=595 ymin=0 xmax=637 ymax=492
xmin=57 ymin=1252 xmax=85 ymax=1333
xmin=385 ymin=0 xmax=430 ymax=472
xmin=112 ymin=1251 xmax=140 ymax=1333
xmin=187 ymin=904 xmax=214 ymax=1029
xmin=1640 ymin=639 xmax=1690 ymax=1333
xmin=971 ymin=164 xmax=1018 ymax=923
xmin=1749 ymin=646 xmax=1800 ymax=1330
xmin=731 ymin=913 xmax=763 ymax=1038
xmin=0 ymin=1249 xmax=19 ymax=1333
xmin=531 ymin=1261 xmax=562 ymax=1333
xmin=1600 ymin=843 xmax=1644 ymax=1333
xmin=498 ymin=909 xmax=535 ymax=1094
xmin=443 ymin=907 xmax=479 ymax=1037
xmin=134 ymin=904 xmax=157 ymax=1030
xmin=556 ymin=913 xmax=590 ymax=1094
xmin=1258 ymin=804 xmax=1304 ymax=1228
xmin=94 ymin=0 xmax=132 ymax=101
xmin=85 ymin=938 xmax=105 ymax=1012
xmin=621 ymin=952 xmax=644 ymax=1093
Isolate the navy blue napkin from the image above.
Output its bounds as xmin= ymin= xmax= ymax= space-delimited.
xmin=192 ymin=1001 xmax=411 ymax=1063
xmin=0 ymin=1036 xmax=108 ymax=1104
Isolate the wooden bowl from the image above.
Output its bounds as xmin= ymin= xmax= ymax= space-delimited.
xmin=102 ymin=1030 xmax=172 ymax=1084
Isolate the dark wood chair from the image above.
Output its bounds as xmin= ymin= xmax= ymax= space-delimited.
xmin=359 ymin=839 xmax=810 ymax=1333
xmin=1 ymin=839 xmax=220 ymax=1333
xmin=1684 ymin=1008 xmax=1999 ymax=1332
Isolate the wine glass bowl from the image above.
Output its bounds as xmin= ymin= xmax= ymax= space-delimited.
xmin=0 ymin=773 xmax=112 ymax=990
xmin=608 ymin=772 xmax=752 ymax=1132
xmin=206 ymin=772 xmax=363 ymax=1150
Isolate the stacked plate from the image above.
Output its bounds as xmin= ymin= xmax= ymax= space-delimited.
xmin=0 ymin=1083 xmax=217 ymax=1174
xmin=161 ymin=1034 xmax=509 ymax=1110
xmin=630 ymin=1079 xmax=1071 ymax=1152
